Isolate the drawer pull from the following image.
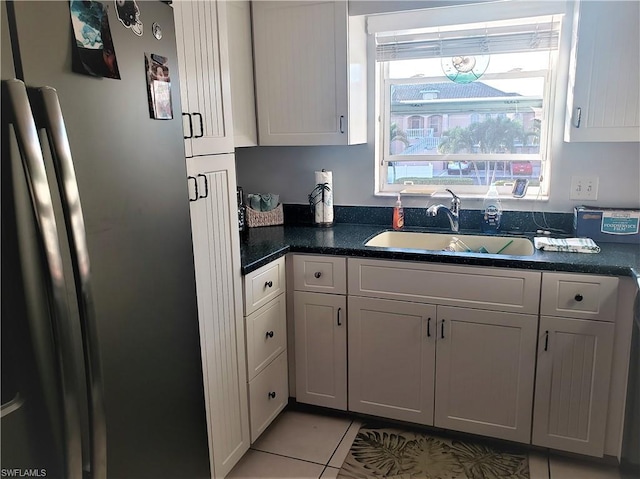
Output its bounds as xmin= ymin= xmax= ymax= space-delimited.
xmin=266 ymin=330 xmax=274 ymax=338
xmin=314 ymin=271 xmax=322 ymax=279
xmin=441 ymin=319 xmax=445 ymax=339
xmin=265 ymin=281 xmax=273 ymax=288
xmin=574 ymin=293 xmax=583 ymax=302
xmin=544 ymin=330 xmax=549 ymax=351
xmin=337 ymin=307 xmax=342 ymax=326
xmin=268 ymin=391 xmax=277 ymax=399
xmin=427 ymin=318 xmax=431 ymax=338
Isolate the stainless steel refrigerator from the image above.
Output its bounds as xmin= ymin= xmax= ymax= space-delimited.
xmin=1 ymin=1 xmax=211 ymax=477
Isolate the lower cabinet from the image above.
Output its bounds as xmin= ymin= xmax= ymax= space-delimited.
xmin=348 ymin=297 xmax=436 ymax=425
xmin=348 ymin=299 xmax=537 ymax=443
xmin=532 ymin=316 xmax=615 ymax=456
xmin=434 ymin=306 xmax=538 ymax=444
xmin=294 ymin=291 xmax=347 ymax=410
xmin=248 ymin=352 xmax=288 ymax=442
xmin=288 ymin=256 xmax=623 ymax=458
xmin=243 ymin=257 xmax=288 ymax=444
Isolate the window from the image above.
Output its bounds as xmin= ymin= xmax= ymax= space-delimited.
xmin=373 ymin=5 xmax=565 ymax=196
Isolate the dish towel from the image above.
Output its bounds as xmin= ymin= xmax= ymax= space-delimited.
xmin=247 ymin=193 xmax=279 ymax=212
xmin=534 ymin=237 xmax=601 ymax=253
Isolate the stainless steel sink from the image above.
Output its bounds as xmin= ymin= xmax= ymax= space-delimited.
xmin=365 ymin=231 xmax=535 ymax=256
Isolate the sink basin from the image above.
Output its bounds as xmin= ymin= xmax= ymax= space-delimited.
xmin=365 ymin=231 xmax=535 ymax=256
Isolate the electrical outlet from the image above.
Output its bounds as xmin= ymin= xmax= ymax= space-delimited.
xmin=570 ymin=175 xmax=599 ymax=201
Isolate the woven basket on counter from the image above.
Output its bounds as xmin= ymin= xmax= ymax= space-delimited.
xmin=245 ymin=203 xmax=284 ymax=228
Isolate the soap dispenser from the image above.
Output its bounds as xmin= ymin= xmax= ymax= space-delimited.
xmin=481 ymin=183 xmax=502 ymax=234
xmin=393 ymin=194 xmax=404 ymax=230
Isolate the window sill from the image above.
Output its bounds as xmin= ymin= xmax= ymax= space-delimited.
xmin=375 ymin=186 xmax=548 ymax=202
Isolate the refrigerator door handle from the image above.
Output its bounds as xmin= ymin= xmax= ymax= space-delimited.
xmin=2 ymin=79 xmax=84 ymax=479
xmin=0 ymin=392 xmax=25 ymax=419
xmin=34 ymin=85 xmax=107 ymax=479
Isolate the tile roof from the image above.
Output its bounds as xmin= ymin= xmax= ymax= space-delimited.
xmin=392 ymin=82 xmax=520 ymax=101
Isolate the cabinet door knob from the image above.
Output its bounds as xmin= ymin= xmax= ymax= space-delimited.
xmin=574 ymin=107 xmax=582 ymax=128
xmin=265 ymin=281 xmax=273 ymax=288
xmin=441 ymin=319 xmax=445 ymax=339
xmin=574 ymin=293 xmax=583 ymax=302
xmin=268 ymin=391 xmax=276 ymax=399
xmin=266 ymin=330 xmax=274 ymax=338
xmin=337 ymin=307 xmax=342 ymax=326
xmin=427 ymin=318 xmax=431 ymax=338
xmin=314 ymin=271 xmax=322 ymax=279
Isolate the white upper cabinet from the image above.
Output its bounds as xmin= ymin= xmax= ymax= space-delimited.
xmin=174 ymin=0 xmax=235 ymax=156
xmin=227 ymin=0 xmax=258 ymax=147
xmin=565 ymin=0 xmax=640 ymax=142
xmin=252 ymin=1 xmax=367 ymax=146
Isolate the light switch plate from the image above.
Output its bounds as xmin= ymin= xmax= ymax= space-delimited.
xmin=570 ymin=175 xmax=599 ymax=201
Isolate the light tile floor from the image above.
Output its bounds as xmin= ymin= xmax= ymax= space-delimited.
xmin=228 ymin=409 xmax=626 ymax=479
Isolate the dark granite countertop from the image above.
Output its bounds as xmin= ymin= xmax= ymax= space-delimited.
xmin=240 ymin=223 xmax=640 ymax=280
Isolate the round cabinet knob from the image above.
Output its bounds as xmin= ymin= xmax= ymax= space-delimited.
xmin=265 ymin=281 xmax=273 ymax=288
xmin=268 ymin=391 xmax=277 ymax=399
xmin=266 ymin=330 xmax=274 ymax=338
xmin=314 ymin=271 xmax=322 ymax=279
xmin=575 ymin=293 xmax=584 ymax=302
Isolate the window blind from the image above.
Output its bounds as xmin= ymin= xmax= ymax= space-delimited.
xmin=376 ymin=16 xmax=562 ymax=62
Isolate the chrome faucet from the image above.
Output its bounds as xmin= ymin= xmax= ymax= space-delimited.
xmin=427 ymin=189 xmax=461 ymax=232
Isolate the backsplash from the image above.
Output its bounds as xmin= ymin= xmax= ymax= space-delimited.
xmin=283 ymin=204 xmax=575 ymax=235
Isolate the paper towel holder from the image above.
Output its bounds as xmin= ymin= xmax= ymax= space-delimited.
xmin=308 ymin=174 xmax=334 ymax=227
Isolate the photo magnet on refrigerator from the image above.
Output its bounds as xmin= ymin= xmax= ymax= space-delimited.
xmin=115 ymin=0 xmax=143 ymax=36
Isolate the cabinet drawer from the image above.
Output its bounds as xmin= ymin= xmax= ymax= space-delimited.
xmin=244 ymin=256 xmax=286 ymax=315
xmin=540 ymin=273 xmax=619 ymax=321
xmin=293 ymin=255 xmax=346 ymax=294
xmin=348 ymin=258 xmax=541 ymax=314
xmin=248 ymin=351 xmax=288 ymax=443
xmin=246 ymin=293 xmax=286 ymax=381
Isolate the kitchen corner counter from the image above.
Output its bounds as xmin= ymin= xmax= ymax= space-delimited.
xmin=240 ymin=224 xmax=640 ymax=279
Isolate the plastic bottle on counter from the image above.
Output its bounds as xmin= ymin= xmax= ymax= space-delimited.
xmin=393 ymin=194 xmax=404 ymax=230
xmin=481 ymin=183 xmax=502 ymax=234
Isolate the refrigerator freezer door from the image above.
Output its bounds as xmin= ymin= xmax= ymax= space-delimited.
xmin=3 ymin=2 xmax=211 ymax=477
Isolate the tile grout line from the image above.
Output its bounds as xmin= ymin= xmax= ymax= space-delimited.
xmin=319 ymin=419 xmax=355 ymax=479
xmin=248 ymin=447 xmax=328 ymax=468
xmin=325 ymin=419 xmax=355 ymax=467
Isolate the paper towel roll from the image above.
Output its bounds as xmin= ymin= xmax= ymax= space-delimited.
xmin=313 ymin=170 xmax=333 ymax=225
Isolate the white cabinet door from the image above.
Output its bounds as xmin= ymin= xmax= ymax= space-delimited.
xmin=565 ymin=0 xmax=640 ymax=142
xmin=294 ymin=291 xmax=347 ymax=410
xmin=174 ymin=0 xmax=234 ymax=156
xmin=252 ymin=0 xmax=366 ymax=146
xmin=434 ymin=306 xmax=537 ymax=444
xmin=227 ymin=0 xmax=257 ymax=147
xmin=348 ymin=297 xmax=436 ymax=425
xmin=532 ymin=316 xmax=615 ymax=457
xmin=187 ymin=154 xmax=249 ymax=478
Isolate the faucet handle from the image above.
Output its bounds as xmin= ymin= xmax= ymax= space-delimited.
xmin=445 ymin=188 xmax=459 ymax=201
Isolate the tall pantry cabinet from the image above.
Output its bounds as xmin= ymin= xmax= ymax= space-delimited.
xmin=173 ymin=1 xmax=249 ymax=477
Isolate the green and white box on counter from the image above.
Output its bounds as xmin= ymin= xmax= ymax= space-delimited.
xmin=574 ymin=206 xmax=640 ymax=244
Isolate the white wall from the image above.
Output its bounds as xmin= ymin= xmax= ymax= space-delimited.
xmin=236 ymin=0 xmax=640 ymax=213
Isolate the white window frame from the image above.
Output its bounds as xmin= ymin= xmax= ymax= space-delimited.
xmin=371 ymin=2 xmax=567 ymax=198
